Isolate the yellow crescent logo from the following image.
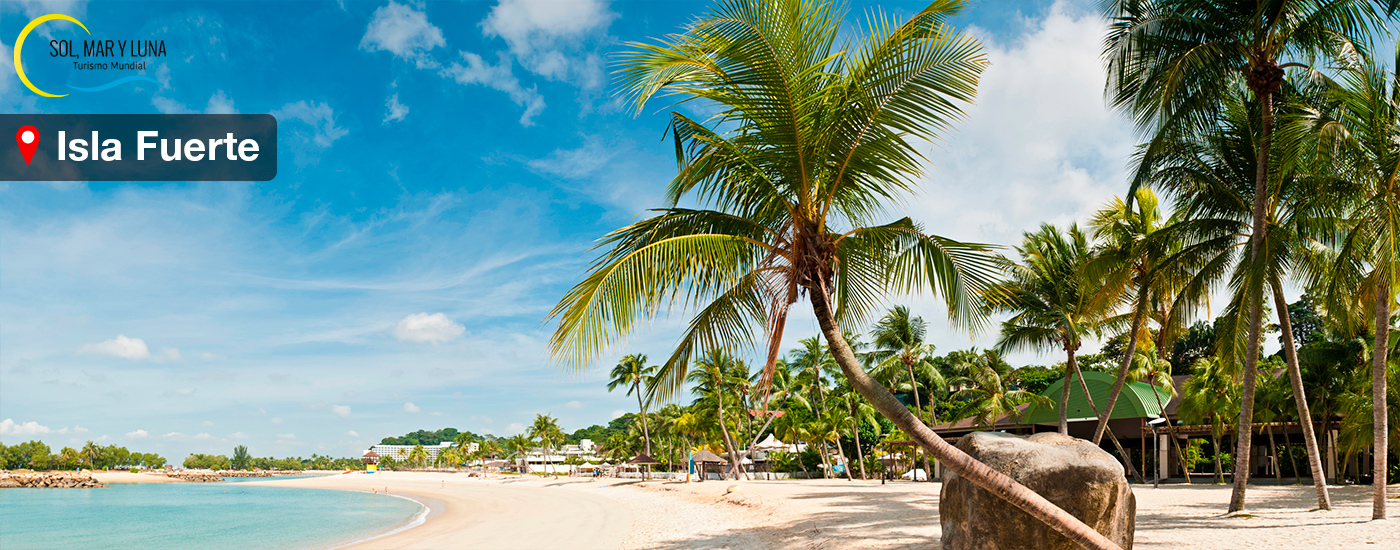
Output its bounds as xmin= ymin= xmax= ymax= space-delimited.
xmin=14 ymin=14 xmax=91 ymax=98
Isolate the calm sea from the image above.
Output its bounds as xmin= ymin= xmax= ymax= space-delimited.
xmin=0 ymin=477 xmax=423 ymax=550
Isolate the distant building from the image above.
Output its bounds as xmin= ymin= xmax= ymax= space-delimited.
xmin=521 ymin=439 xmax=599 ymax=474
xmin=368 ymin=441 xmax=464 ymax=462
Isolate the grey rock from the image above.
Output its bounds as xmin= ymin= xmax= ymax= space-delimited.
xmin=941 ymin=431 xmax=1134 ymax=549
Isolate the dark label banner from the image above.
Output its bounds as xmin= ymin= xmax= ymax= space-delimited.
xmin=1 ymin=114 xmax=277 ymax=181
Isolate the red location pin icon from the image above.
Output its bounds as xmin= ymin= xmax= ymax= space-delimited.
xmin=15 ymin=125 xmax=40 ymax=165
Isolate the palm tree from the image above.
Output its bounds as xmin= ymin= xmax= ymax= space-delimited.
xmin=81 ymin=441 xmax=101 ymax=470
xmin=1143 ymin=84 xmax=1336 ymax=508
xmin=1101 ymin=0 xmax=1388 ymax=512
xmin=407 ymin=444 xmax=427 ymax=468
xmin=505 ymin=434 xmax=534 ymax=472
xmin=787 ymin=337 xmax=837 ymax=416
xmin=1087 ymin=188 xmax=1186 ymax=446
xmin=688 ymin=349 xmax=748 ymax=479
xmin=950 ymin=361 xmax=1053 ymax=430
xmin=1179 ymin=357 xmax=1240 ymax=484
xmin=1301 ymin=46 xmax=1399 ymax=519
xmin=834 ymin=390 xmax=880 ymax=480
xmin=529 ymin=415 xmax=564 ymax=476
xmin=867 ymin=305 xmax=944 ymax=479
xmin=550 ymin=1 xmax=1120 ymax=546
xmin=1125 ymin=342 xmax=1192 ymax=483
xmin=608 ymin=354 xmax=658 ymax=458
xmin=994 ymin=223 xmax=1144 ymax=481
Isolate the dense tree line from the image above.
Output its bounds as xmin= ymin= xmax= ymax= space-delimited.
xmin=0 ymin=440 xmax=165 ymax=471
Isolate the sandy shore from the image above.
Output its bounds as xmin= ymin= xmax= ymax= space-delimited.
xmin=249 ymin=472 xmax=1397 ymax=550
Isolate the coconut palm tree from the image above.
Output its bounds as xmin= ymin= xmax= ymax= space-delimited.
xmin=688 ymin=349 xmax=748 ymax=479
xmin=867 ymin=305 xmax=945 ymax=479
xmin=407 ymin=444 xmax=428 ymax=468
xmin=1087 ymin=188 xmax=1186 ymax=446
xmin=1299 ymin=46 xmax=1400 ymax=519
xmin=1180 ymin=357 xmax=1240 ymax=484
xmin=994 ymin=223 xmax=1144 ymax=481
xmin=505 ymin=434 xmax=534 ymax=472
xmin=550 ymin=1 xmax=1120 ymax=546
xmin=949 ymin=360 xmax=1053 ymax=430
xmin=1123 ymin=341 xmax=1192 ymax=483
xmin=81 ymin=441 xmax=101 ymax=470
xmin=529 ymin=415 xmax=564 ymax=476
xmin=833 ymin=389 xmax=880 ymax=480
xmin=1101 ymin=0 xmax=1388 ymax=512
xmin=608 ymin=354 xmax=658 ymax=458
xmin=1143 ymin=83 xmax=1338 ymax=508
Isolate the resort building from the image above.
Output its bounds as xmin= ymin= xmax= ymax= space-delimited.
xmin=519 ymin=439 xmax=600 ymax=473
xmin=367 ymin=441 xmax=472 ymax=463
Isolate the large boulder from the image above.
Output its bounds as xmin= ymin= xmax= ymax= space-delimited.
xmin=940 ymin=431 xmax=1134 ymax=550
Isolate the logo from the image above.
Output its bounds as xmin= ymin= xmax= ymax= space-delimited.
xmin=13 ymin=14 xmax=164 ymax=97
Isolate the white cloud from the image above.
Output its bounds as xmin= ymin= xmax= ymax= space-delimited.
xmin=507 ymin=422 xmax=524 ymax=433
xmin=0 ymin=419 xmax=50 ymax=436
xmin=610 ymin=409 xmax=626 ymax=419
xmin=169 ymin=387 xmax=196 ymax=396
xmin=201 ymin=421 xmax=214 ymax=427
xmin=403 ymin=402 xmax=421 ymax=413
xmin=565 ymin=400 xmax=582 ymax=409
xmin=393 ymin=312 xmax=465 ymax=343
xmin=277 ymin=433 xmax=297 ymax=440
xmin=194 ymin=433 xmax=212 ymax=440
xmin=205 ymin=91 xmax=237 ymax=114
xmin=271 ymin=417 xmax=283 ymax=424
xmin=346 ymin=430 xmax=359 ymax=437
xmin=151 ymin=96 xmax=191 ymax=115
xmin=383 ymin=93 xmax=409 ymax=124
xmin=159 ymin=348 xmax=182 ymax=361
xmin=78 ymin=335 xmax=151 ymax=360
xmin=229 ymin=432 xmax=249 ymax=440
xmin=126 ymin=429 xmax=149 ymax=439
xmin=273 ymin=100 xmax=348 ymax=148
xmin=360 ymin=1 xmax=445 ymax=69
xmin=440 ymin=52 xmax=546 ymax=126
xmin=199 ymin=352 xmax=225 ymax=361
xmin=527 ymin=136 xmax=620 ymax=179
xmin=331 ymin=404 xmax=352 ymax=418
xmin=481 ymin=0 xmax=613 ymax=88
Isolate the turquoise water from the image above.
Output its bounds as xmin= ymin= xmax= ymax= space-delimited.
xmin=0 ymin=479 xmax=422 ymax=550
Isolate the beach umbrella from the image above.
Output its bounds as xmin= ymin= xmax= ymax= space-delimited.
xmin=626 ymin=453 xmax=661 ymax=465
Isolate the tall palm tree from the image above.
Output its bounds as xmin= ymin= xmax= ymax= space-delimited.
xmin=867 ymin=305 xmax=943 ymax=478
xmin=529 ymin=414 xmax=564 ymax=475
xmin=1144 ymin=85 xmax=1335 ymax=508
xmin=505 ymin=433 xmax=534 ymax=472
xmin=81 ymin=441 xmax=101 ymax=470
xmin=1102 ymin=0 xmax=1387 ymax=512
xmin=608 ymin=354 xmax=658 ymax=457
xmin=551 ymin=1 xmax=1120 ymax=546
xmin=688 ymin=349 xmax=748 ymax=479
xmin=950 ymin=360 xmax=1053 ymax=430
xmin=1302 ymin=46 xmax=1400 ymax=518
xmin=834 ymin=389 xmax=880 ymax=480
xmin=1179 ymin=357 xmax=1240 ymax=484
xmin=787 ymin=337 xmax=837 ymax=415
xmin=1087 ymin=188 xmax=1186 ymax=446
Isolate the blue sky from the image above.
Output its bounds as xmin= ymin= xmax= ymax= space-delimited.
xmin=0 ymin=0 xmax=1351 ymax=460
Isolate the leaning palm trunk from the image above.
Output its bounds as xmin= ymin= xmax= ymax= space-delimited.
xmin=1068 ymin=355 xmax=1144 ymax=482
xmin=1266 ymin=424 xmax=1281 ymax=485
xmin=835 ymin=437 xmax=854 ymax=481
xmin=715 ymin=396 xmax=743 ymax=480
xmin=906 ymin=361 xmax=934 ymax=480
xmin=1212 ymin=427 xmax=1225 ymax=485
xmin=853 ymin=423 xmax=868 ymax=480
xmin=1094 ymin=297 xmax=1146 ymax=445
xmin=1372 ymin=273 xmax=1390 ymax=520
xmin=811 ymin=291 xmax=1122 ymax=550
xmin=1270 ymin=279 xmax=1331 ymax=509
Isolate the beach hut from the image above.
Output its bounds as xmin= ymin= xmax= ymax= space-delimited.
xmin=361 ymin=450 xmax=380 ymax=474
xmin=626 ymin=453 xmax=661 ymax=480
xmin=690 ymin=449 xmax=725 ymax=481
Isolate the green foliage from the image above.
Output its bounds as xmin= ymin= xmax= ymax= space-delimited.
xmin=380 ymin=427 xmax=472 ymax=446
xmin=231 ymin=445 xmax=251 ymax=470
xmin=182 ymin=453 xmax=231 ymax=470
xmin=1005 ymin=366 xmax=1062 ymax=395
xmin=0 ymin=440 xmax=167 ymax=471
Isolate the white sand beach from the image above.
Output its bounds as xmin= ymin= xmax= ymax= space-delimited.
xmin=248 ymin=472 xmax=1396 ymax=550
